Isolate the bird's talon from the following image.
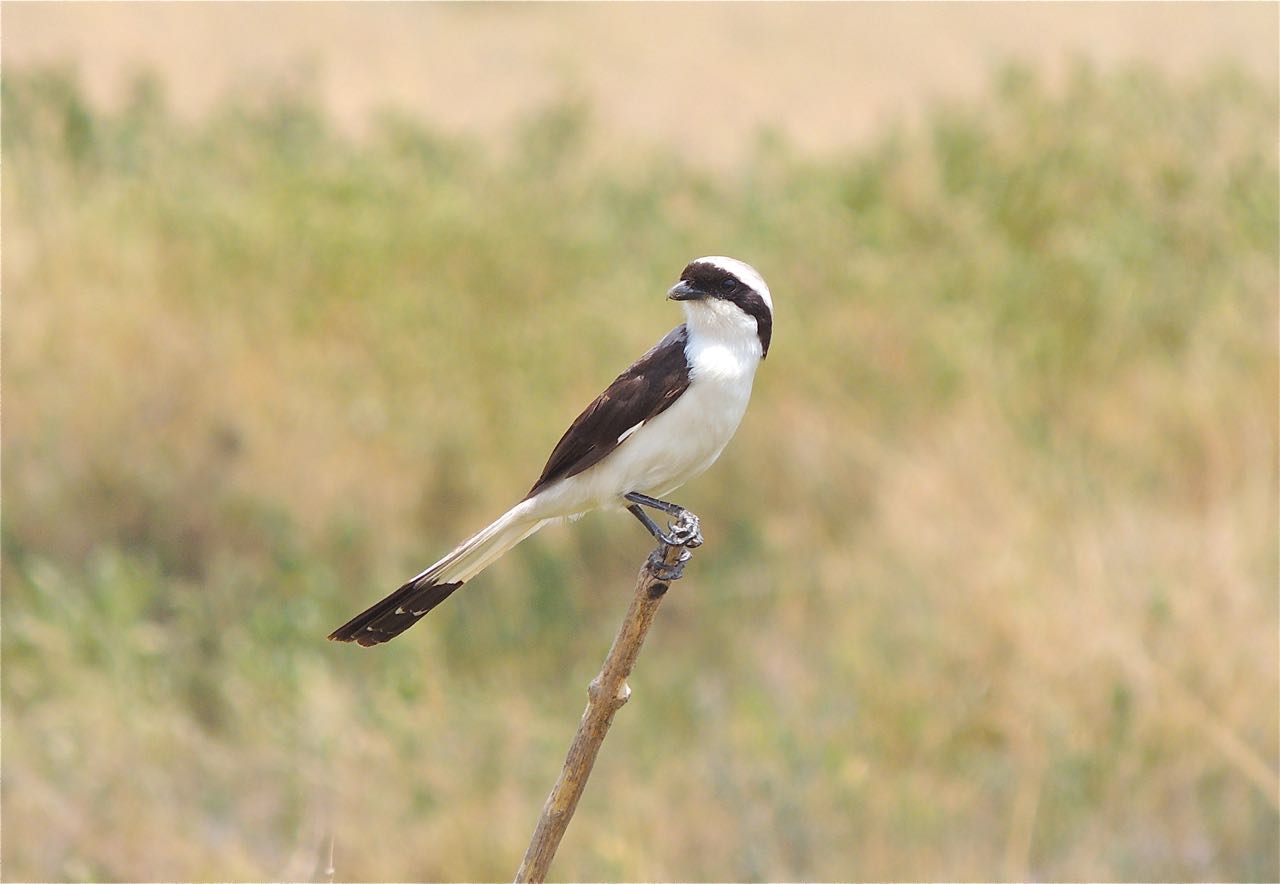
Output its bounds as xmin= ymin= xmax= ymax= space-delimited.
xmin=666 ymin=510 xmax=703 ymax=548
xmin=647 ymin=546 xmax=692 ymax=581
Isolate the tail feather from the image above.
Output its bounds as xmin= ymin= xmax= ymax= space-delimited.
xmin=452 ymin=520 xmax=546 ymax=583
xmin=328 ymin=503 xmax=545 ymax=647
xmin=327 ymin=578 xmax=465 ymax=646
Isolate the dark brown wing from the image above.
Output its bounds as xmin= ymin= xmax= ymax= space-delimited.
xmin=527 ymin=324 xmax=691 ymax=498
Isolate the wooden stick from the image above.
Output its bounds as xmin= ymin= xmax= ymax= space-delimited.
xmin=514 ymin=539 xmax=693 ymax=883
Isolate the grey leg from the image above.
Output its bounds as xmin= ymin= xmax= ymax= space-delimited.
xmin=624 ymin=493 xmax=703 ymax=549
xmin=627 ymin=504 xmax=674 ymax=542
xmin=624 ymin=491 xmax=684 ymax=517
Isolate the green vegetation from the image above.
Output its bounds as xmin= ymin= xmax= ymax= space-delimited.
xmin=3 ymin=64 xmax=1276 ymax=881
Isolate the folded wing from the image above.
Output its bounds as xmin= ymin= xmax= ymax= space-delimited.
xmin=527 ymin=324 xmax=692 ymax=498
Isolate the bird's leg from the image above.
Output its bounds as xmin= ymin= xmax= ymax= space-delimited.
xmin=624 ymin=493 xmax=703 ymax=549
xmin=624 ymin=491 xmax=683 ymax=516
xmin=627 ymin=504 xmax=673 ymax=542
xmin=626 ymin=506 xmax=692 ymax=580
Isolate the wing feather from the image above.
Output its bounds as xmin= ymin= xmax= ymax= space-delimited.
xmin=527 ymin=325 xmax=691 ymax=497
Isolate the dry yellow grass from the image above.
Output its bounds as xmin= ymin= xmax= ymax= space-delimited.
xmin=4 ymin=2 xmax=1276 ymax=163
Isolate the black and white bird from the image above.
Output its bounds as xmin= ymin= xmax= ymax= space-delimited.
xmin=329 ymin=256 xmax=773 ymax=646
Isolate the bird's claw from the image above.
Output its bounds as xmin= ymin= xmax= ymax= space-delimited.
xmin=667 ymin=509 xmax=703 ymax=548
xmin=648 ymin=545 xmax=692 ymax=581
xmin=646 ymin=509 xmax=701 ymax=580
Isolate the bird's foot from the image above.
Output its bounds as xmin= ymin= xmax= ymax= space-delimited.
xmin=666 ymin=509 xmax=703 ymax=549
xmin=648 ymin=545 xmax=693 ymax=581
xmin=626 ymin=496 xmax=703 ymax=553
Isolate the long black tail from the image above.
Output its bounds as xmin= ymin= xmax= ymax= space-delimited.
xmin=328 ymin=502 xmax=546 ymax=647
xmin=328 ymin=577 xmax=464 ymax=646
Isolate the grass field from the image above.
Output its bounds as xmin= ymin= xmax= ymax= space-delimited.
xmin=3 ymin=62 xmax=1277 ymax=881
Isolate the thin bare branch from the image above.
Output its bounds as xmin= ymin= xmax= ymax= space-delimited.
xmin=514 ymin=540 xmax=693 ymax=883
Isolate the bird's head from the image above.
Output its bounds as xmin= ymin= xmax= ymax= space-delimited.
xmin=667 ymin=256 xmax=773 ymax=358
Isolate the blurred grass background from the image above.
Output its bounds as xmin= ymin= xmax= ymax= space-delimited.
xmin=2 ymin=41 xmax=1278 ymax=884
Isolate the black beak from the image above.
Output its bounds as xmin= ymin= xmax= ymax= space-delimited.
xmin=667 ymin=280 xmax=706 ymax=301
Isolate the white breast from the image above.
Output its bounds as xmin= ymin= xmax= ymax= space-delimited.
xmin=531 ymin=329 xmax=761 ymax=517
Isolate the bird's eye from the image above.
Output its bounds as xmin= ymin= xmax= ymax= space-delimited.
xmin=720 ymin=277 xmax=738 ymax=292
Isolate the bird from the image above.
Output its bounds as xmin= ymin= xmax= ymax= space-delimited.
xmin=329 ymin=256 xmax=773 ymax=647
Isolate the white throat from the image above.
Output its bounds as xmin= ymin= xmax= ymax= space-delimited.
xmin=681 ymin=298 xmax=765 ymax=363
